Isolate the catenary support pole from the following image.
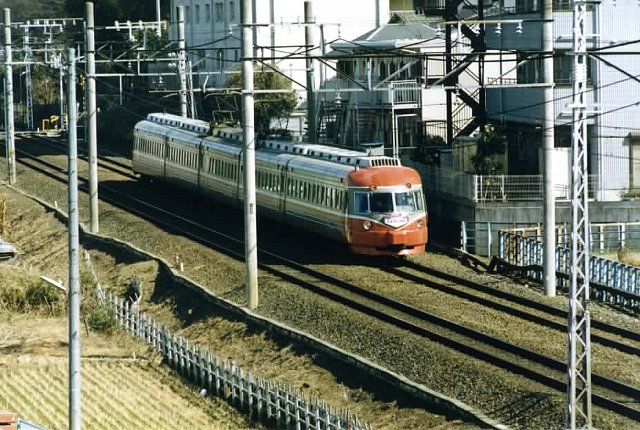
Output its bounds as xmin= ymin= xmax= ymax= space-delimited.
xmin=242 ymin=0 xmax=258 ymax=309
xmin=67 ymin=46 xmax=82 ymax=430
xmin=177 ymin=6 xmax=188 ymax=118
xmin=567 ymin=0 xmax=592 ymax=427
xmin=304 ymin=1 xmax=316 ymax=144
xmin=3 ymin=8 xmax=16 ymax=184
xmin=542 ymin=0 xmax=556 ymax=297
xmin=156 ymin=0 xmax=162 ymax=37
xmin=86 ymin=2 xmax=99 ymax=233
xmin=59 ymin=65 xmax=65 ymax=129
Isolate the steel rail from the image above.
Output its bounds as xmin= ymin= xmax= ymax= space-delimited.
xmin=385 ymin=264 xmax=640 ymax=356
xmin=8 ymin=143 xmax=640 ymax=422
xmin=401 ymin=258 xmax=640 ymax=342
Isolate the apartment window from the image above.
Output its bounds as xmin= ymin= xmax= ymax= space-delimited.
xmin=229 ymin=1 xmax=236 ymax=20
xmin=554 ymin=51 xmax=593 ymax=86
xmin=195 ymin=4 xmax=200 ymax=23
xmin=185 ymin=6 xmax=190 ymax=23
xmin=205 ymin=4 xmax=211 ymax=22
xmin=215 ymin=2 xmax=224 ymax=21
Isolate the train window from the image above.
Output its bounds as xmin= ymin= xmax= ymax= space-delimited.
xmin=370 ymin=193 xmax=394 ymax=213
xmin=354 ymin=193 xmax=369 ymax=213
xmin=414 ymin=191 xmax=424 ymax=211
xmin=395 ymin=192 xmax=417 ymax=212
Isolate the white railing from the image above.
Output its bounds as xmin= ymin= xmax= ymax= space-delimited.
xmin=423 ymin=166 xmax=616 ymax=202
xmin=389 ymin=80 xmax=421 ymax=105
xmin=498 ymin=231 xmax=640 ymax=309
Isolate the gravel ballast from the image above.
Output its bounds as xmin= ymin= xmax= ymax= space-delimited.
xmin=2 ymin=139 xmax=639 ymax=429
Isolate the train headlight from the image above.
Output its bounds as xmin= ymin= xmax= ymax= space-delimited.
xmin=363 ymin=220 xmax=372 ymax=231
xmin=417 ymin=219 xmax=425 ymax=228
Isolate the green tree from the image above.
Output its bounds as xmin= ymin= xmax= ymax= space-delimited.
xmin=64 ymin=0 xmax=170 ymax=25
xmin=471 ymin=124 xmax=506 ymax=175
xmin=224 ymin=68 xmax=298 ymax=137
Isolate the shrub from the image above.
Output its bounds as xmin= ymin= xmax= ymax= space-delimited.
xmin=87 ymin=304 xmax=118 ymax=334
xmin=25 ymin=281 xmax=64 ymax=315
xmin=0 ymin=278 xmax=64 ymax=315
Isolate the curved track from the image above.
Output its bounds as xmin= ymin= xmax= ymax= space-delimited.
xmin=7 ymin=135 xmax=640 ymax=422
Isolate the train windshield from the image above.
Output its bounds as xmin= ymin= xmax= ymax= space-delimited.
xmin=370 ymin=193 xmax=394 ymax=213
xmin=354 ymin=190 xmax=425 ymax=214
xmin=395 ymin=191 xmax=424 ymax=212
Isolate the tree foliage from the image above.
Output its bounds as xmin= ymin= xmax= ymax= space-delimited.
xmin=64 ymin=0 xmax=170 ymax=25
xmin=224 ymin=68 xmax=298 ymax=137
xmin=471 ymin=124 xmax=506 ymax=175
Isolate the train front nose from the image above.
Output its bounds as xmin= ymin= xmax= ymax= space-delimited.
xmin=348 ymin=217 xmax=428 ymax=255
xmin=385 ymin=220 xmax=428 ymax=253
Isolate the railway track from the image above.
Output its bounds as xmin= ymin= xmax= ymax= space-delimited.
xmin=7 ymin=137 xmax=640 ymax=422
xmin=385 ymin=261 xmax=640 ymax=356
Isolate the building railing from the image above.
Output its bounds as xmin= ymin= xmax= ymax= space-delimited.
xmin=423 ymin=166 xmax=614 ymax=202
xmin=498 ymin=231 xmax=640 ymax=309
xmin=389 ymin=80 xmax=421 ymax=105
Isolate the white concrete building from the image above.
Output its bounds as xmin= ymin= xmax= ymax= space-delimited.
xmin=485 ymin=0 xmax=640 ymax=201
xmin=169 ymin=0 xmax=389 ymax=90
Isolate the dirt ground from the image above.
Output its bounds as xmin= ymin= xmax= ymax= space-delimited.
xmin=2 ymin=141 xmax=639 ymax=429
xmin=0 ymin=265 xmax=252 ymax=430
xmin=0 ymin=187 xmax=473 ymax=429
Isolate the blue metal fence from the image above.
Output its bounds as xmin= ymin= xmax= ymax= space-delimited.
xmin=498 ymin=231 xmax=640 ymax=308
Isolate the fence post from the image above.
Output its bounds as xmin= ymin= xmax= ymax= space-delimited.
xmin=461 ymin=221 xmax=467 ymax=252
xmin=487 ymin=222 xmax=492 ymax=258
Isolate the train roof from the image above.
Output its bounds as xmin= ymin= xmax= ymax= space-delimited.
xmin=260 ymin=140 xmax=400 ymax=169
xmin=146 ymin=113 xmax=210 ymax=135
xmin=137 ymin=114 xmax=409 ymax=181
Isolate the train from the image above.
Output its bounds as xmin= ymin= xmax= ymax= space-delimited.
xmin=132 ymin=113 xmax=428 ymax=255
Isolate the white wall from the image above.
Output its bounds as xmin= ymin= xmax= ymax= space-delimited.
xmin=170 ymin=0 xmax=389 ymax=91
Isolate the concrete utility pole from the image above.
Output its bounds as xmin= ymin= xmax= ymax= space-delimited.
xmin=567 ymin=0 xmax=592 ymax=427
xmin=542 ymin=0 xmax=556 ymax=297
xmin=3 ymin=8 xmax=16 ymax=184
xmin=242 ymin=0 xmax=258 ymax=310
xmin=86 ymin=2 xmax=99 ymax=233
xmin=304 ymin=1 xmax=317 ymax=144
xmin=177 ymin=6 xmax=188 ymax=118
xmin=66 ymin=46 xmax=82 ymax=430
xmin=156 ymin=0 xmax=162 ymax=37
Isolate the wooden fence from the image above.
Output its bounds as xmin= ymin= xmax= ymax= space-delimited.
xmin=103 ymin=292 xmax=371 ymax=430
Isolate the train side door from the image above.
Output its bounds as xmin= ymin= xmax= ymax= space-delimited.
xmin=236 ymin=151 xmax=243 ymax=206
xmin=279 ymin=162 xmax=290 ymax=220
xmin=162 ymin=135 xmax=169 ymax=180
xmin=196 ymin=141 xmax=203 ymax=190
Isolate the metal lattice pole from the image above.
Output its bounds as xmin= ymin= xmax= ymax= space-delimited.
xmin=568 ymin=0 xmax=592 ymax=427
xmin=176 ymin=6 xmax=188 ymax=118
xmin=23 ymin=29 xmax=34 ymax=130
xmin=3 ymin=8 xmax=16 ymax=184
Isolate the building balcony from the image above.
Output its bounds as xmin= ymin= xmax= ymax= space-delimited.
xmin=423 ymin=166 xmax=609 ymax=202
xmin=322 ymin=78 xmax=423 ymax=108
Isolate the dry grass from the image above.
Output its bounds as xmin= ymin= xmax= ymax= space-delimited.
xmin=0 ymin=267 xmax=251 ymax=430
xmin=4 ymin=145 xmax=640 ymax=429
xmin=0 ymin=357 xmax=246 ymax=430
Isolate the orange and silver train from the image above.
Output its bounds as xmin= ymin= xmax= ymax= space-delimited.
xmin=132 ymin=113 xmax=428 ymax=255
